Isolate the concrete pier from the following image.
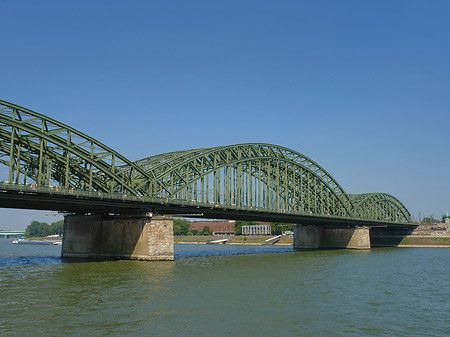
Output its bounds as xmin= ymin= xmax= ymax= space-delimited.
xmin=294 ymin=225 xmax=371 ymax=250
xmin=62 ymin=213 xmax=174 ymax=261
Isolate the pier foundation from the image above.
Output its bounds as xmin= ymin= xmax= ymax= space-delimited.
xmin=62 ymin=213 xmax=174 ymax=260
xmin=294 ymin=225 xmax=371 ymax=250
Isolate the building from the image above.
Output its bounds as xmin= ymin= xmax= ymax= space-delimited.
xmin=188 ymin=221 xmax=235 ymax=235
xmin=242 ymin=223 xmax=272 ymax=235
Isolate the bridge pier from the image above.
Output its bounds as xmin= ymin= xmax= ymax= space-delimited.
xmin=62 ymin=213 xmax=174 ymax=261
xmin=293 ymin=225 xmax=371 ymax=250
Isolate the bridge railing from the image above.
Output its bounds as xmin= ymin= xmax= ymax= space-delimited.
xmin=0 ymin=181 xmax=146 ymax=202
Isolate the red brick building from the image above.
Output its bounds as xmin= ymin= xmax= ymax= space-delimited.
xmin=188 ymin=221 xmax=235 ymax=235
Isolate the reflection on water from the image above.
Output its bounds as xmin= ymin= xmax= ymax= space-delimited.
xmin=0 ymin=239 xmax=449 ymax=336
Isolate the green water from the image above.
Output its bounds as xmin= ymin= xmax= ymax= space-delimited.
xmin=0 ymin=240 xmax=449 ymax=336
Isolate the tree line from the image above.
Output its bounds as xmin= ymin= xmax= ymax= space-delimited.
xmin=25 ymin=220 xmax=64 ymax=238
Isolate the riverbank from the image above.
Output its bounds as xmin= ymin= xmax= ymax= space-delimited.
xmin=174 ymin=234 xmax=450 ymax=247
xmin=174 ymin=235 xmax=293 ymax=245
xmin=23 ymin=236 xmax=62 ymax=242
xmin=397 ymin=235 xmax=450 ymax=248
xmin=15 ymin=234 xmax=450 ymax=247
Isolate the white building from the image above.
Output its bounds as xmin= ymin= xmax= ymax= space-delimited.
xmin=242 ymin=224 xmax=272 ymax=235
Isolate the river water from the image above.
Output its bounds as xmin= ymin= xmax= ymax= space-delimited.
xmin=0 ymin=239 xmax=448 ymax=336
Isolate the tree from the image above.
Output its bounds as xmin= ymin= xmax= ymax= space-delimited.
xmin=25 ymin=221 xmax=50 ymax=238
xmin=24 ymin=219 xmax=65 ymax=238
xmin=173 ymin=219 xmax=190 ymax=236
xmin=50 ymin=220 xmax=64 ymax=236
xmin=271 ymin=223 xmax=294 ymax=235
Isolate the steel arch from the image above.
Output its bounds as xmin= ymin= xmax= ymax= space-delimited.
xmin=348 ymin=193 xmax=411 ymax=223
xmin=130 ymin=144 xmax=355 ymax=217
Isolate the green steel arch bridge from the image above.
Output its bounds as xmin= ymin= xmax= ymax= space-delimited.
xmin=0 ymin=99 xmax=413 ymax=228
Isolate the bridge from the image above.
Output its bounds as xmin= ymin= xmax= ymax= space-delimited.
xmin=0 ymin=99 xmax=415 ymax=260
xmin=0 ymin=231 xmax=25 ymax=239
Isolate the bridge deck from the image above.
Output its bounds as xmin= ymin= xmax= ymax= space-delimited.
xmin=0 ymin=183 xmax=415 ymax=229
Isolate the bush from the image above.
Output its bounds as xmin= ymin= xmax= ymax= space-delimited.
xmin=173 ymin=219 xmax=190 ymax=236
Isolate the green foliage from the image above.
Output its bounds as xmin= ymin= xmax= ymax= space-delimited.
xmin=51 ymin=220 xmax=64 ymax=236
xmin=25 ymin=221 xmax=49 ymax=238
xmin=234 ymin=220 xmax=258 ymax=235
xmin=173 ymin=219 xmax=190 ymax=236
xmin=271 ymin=223 xmax=294 ymax=235
xmin=25 ymin=220 xmax=64 ymax=238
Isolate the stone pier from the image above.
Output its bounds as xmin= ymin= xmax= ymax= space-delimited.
xmin=293 ymin=225 xmax=371 ymax=250
xmin=62 ymin=213 xmax=174 ymax=261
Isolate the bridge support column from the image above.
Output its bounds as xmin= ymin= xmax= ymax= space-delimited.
xmin=294 ymin=225 xmax=371 ymax=250
xmin=62 ymin=213 xmax=174 ymax=261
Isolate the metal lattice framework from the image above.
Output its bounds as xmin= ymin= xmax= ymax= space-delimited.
xmin=0 ymin=100 xmax=161 ymax=196
xmin=348 ymin=193 xmax=411 ymax=223
xmin=124 ymin=144 xmax=355 ymax=217
xmin=0 ymin=100 xmax=411 ymax=223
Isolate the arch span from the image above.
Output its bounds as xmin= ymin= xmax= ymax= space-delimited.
xmin=348 ymin=193 xmax=411 ymax=223
xmin=128 ymin=144 xmax=355 ymax=217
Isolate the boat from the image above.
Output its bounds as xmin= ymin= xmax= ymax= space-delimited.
xmin=12 ymin=238 xmax=60 ymax=245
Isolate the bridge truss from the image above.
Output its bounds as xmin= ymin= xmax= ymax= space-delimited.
xmin=0 ymin=100 xmax=411 ymax=224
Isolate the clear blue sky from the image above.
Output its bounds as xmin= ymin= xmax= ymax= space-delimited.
xmin=1 ymin=0 xmax=449 ymax=229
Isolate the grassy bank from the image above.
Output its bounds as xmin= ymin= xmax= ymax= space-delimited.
xmin=398 ymin=235 xmax=450 ymax=247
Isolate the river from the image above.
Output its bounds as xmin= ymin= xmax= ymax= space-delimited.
xmin=0 ymin=239 xmax=448 ymax=336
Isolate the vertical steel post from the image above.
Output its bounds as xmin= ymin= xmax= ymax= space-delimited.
xmin=89 ymin=142 xmax=94 ymax=190
xmin=65 ymin=131 xmax=71 ymax=189
xmin=37 ymin=120 xmax=45 ymax=186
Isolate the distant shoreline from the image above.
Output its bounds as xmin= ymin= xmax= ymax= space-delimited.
xmin=174 ymin=234 xmax=450 ymax=247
